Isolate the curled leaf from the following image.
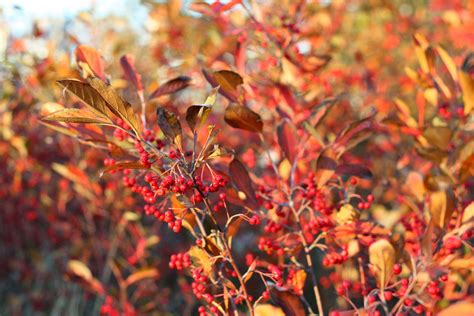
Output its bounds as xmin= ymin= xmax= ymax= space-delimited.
xmin=459 ymin=52 xmax=474 ymax=114
xmin=186 ymin=105 xmax=211 ymax=132
xmin=125 ymin=268 xmax=160 ymax=287
xmin=156 ymin=107 xmax=183 ymax=149
xmin=224 ymin=103 xmax=263 ymax=133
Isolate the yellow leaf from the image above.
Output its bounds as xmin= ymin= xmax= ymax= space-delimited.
xmin=188 ymin=246 xmax=214 ymax=279
xmin=429 ymin=190 xmax=455 ymax=229
xmin=369 ymin=239 xmax=395 ymax=291
xmin=459 ymin=70 xmax=474 ymax=114
xmin=255 ymin=304 xmax=285 ymax=316
xmin=336 ymin=204 xmax=359 ymax=225
xmin=439 ymin=301 xmax=474 ymax=316
xmin=67 ymin=260 xmax=93 ymax=282
xmin=462 ymin=202 xmax=474 ymax=224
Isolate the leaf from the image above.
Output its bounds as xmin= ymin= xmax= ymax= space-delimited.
xmin=335 ymin=163 xmax=372 ymax=179
xmin=75 ymin=45 xmax=106 ymax=80
xmin=229 ymin=158 xmax=258 ymax=208
xmin=438 ymin=301 xmax=474 ymax=316
xmin=125 ymin=268 xmax=160 ymax=287
xmin=369 ymin=239 xmax=395 ymax=291
xmin=67 ymin=260 xmax=93 ymax=282
xmin=315 ymin=147 xmax=338 ymax=187
xmin=336 ymin=204 xmax=360 ymax=225
xmin=203 ymin=69 xmax=243 ymax=102
xmin=429 ymin=189 xmax=455 ymax=229
xmin=188 ymin=246 xmax=214 ymax=279
xmin=462 ymin=202 xmax=474 ymax=224
xmin=436 ymin=45 xmax=458 ymax=81
xmin=87 ymin=77 xmax=142 ymax=135
xmin=255 ymin=304 xmax=285 ymax=316
xmin=422 ymin=126 xmax=452 ymax=151
xmin=156 ymin=107 xmax=183 ymax=149
xmin=224 ymin=103 xmax=263 ymax=133
xmin=149 ymin=76 xmax=191 ymax=99
xmin=120 ymin=54 xmax=143 ymax=91
xmin=57 ymin=78 xmax=141 ymax=135
xmin=186 ymin=105 xmax=212 ymax=132
xmin=41 ymin=108 xmax=111 ymax=125
xmin=290 ymin=270 xmax=306 ymax=293
xmin=269 ymin=288 xmax=306 ymax=316
xmin=277 ymin=118 xmax=298 ymax=163
xmin=100 ymin=161 xmax=149 ymax=177
xmin=459 ymin=53 xmax=474 ymax=114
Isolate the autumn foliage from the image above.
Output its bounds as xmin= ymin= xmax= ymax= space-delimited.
xmin=1 ymin=1 xmax=473 ymax=315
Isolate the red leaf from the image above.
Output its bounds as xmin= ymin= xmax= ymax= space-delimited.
xmin=277 ymin=118 xmax=298 ymax=163
xmin=120 ymin=54 xmax=143 ymax=92
xmin=229 ymin=158 xmax=258 ymax=208
xmin=75 ymin=45 xmax=106 ymax=80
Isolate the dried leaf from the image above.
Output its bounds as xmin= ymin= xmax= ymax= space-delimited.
xmin=369 ymin=239 xmax=396 ymax=291
xmin=462 ymin=202 xmax=474 ymax=224
xmin=41 ymin=108 xmax=111 ymax=125
xmin=186 ymin=105 xmax=212 ymax=132
xmin=224 ymin=103 xmax=263 ymax=133
xmin=149 ymin=76 xmax=191 ymax=99
xmin=277 ymin=118 xmax=298 ymax=163
xmin=120 ymin=54 xmax=143 ymax=91
xmin=156 ymin=107 xmax=183 ymax=149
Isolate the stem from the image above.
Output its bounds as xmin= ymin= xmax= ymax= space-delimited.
xmin=300 ymin=231 xmax=324 ymax=316
xmin=221 ymin=234 xmax=255 ymax=316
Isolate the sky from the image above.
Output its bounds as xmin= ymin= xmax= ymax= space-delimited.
xmin=1 ymin=0 xmax=149 ymax=35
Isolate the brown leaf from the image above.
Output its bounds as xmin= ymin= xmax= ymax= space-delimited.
xmin=186 ymin=105 xmax=212 ymax=132
xmin=149 ymin=76 xmax=191 ymax=99
xmin=224 ymin=103 xmax=263 ymax=133
xmin=58 ymin=79 xmax=141 ymax=135
xmin=429 ymin=189 xmax=455 ymax=229
xmin=156 ymin=107 xmax=182 ymax=149
xmin=75 ymin=45 xmax=106 ymax=80
xmin=422 ymin=126 xmax=452 ymax=151
xmin=120 ymin=54 xmax=143 ymax=91
xmin=229 ymin=158 xmax=258 ymax=208
xmin=270 ymin=288 xmax=306 ymax=316
xmin=277 ymin=118 xmax=298 ymax=164
xmin=41 ymin=108 xmax=111 ymax=125
xmin=335 ymin=163 xmax=372 ymax=179
xmin=87 ymin=77 xmax=141 ymax=135
xmin=125 ymin=268 xmax=160 ymax=287
xmin=203 ymin=69 xmax=243 ymax=102
xmin=100 ymin=161 xmax=149 ymax=177
xmin=369 ymin=239 xmax=396 ymax=291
